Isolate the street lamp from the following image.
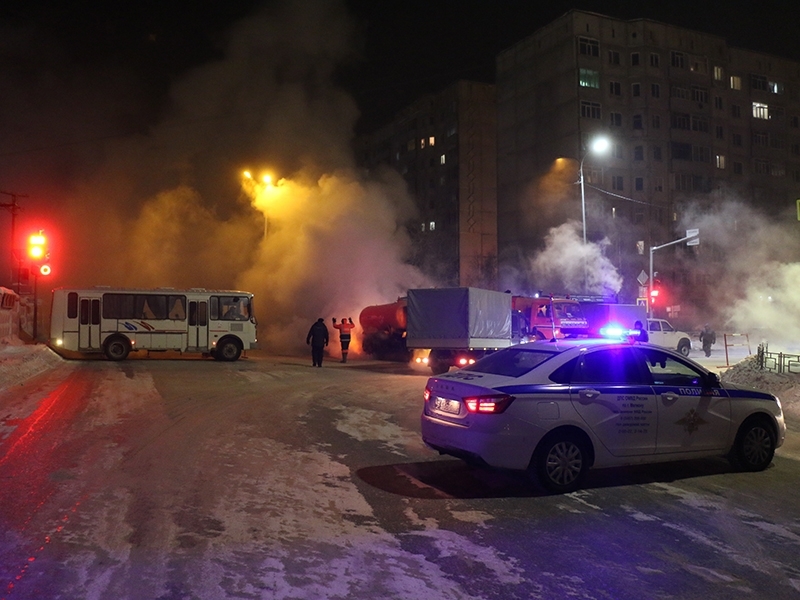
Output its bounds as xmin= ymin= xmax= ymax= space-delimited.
xmin=579 ymin=136 xmax=610 ymax=244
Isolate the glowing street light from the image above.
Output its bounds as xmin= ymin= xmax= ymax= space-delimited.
xmin=579 ymin=136 xmax=611 ymax=244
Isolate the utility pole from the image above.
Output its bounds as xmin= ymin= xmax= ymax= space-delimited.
xmin=0 ymin=191 xmax=28 ymax=290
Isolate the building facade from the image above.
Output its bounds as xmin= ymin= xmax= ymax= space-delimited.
xmin=355 ymin=81 xmax=498 ymax=289
xmin=497 ymin=10 xmax=800 ymax=310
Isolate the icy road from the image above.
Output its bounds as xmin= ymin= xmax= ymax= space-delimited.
xmin=2 ymin=346 xmax=800 ymax=599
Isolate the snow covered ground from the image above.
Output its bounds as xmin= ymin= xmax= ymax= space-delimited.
xmin=0 ymin=336 xmax=64 ymax=391
xmin=2 ymin=335 xmax=799 ymax=422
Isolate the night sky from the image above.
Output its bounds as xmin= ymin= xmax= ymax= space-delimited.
xmin=2 ymin=0 xmax=798 ymax=136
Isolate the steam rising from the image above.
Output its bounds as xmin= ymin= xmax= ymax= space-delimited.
xmin=0 ymin=0 xmax=431 ymax=354
xmin=528 ymin=222 xmax=623 ymax=297
xmin=678 ymin=201 xmax=800 ymax=349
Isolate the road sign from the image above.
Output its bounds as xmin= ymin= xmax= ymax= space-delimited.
xmin=637 ymin=270 xmax=648 ymax=285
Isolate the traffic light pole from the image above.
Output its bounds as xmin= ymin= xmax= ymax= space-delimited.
xmin=648 ymin=231 xmax=699 ymax=318
xmin=32 ymin=271 xmax=38 ymax=341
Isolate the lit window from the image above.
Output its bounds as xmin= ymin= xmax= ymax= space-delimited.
xmin=769 ymin=81 xmax=783 ymax=94
xmin=753 ymin=102 xmax=769 ymax=119
xmin=440 ymin=154 xmax=446 ymax=165
xmin=579 ymin=68 xmax=600 ymax=88
xmin=713 ymin=66 xmax=723 ymax=81
xmin=421 ymin=223 xmax=426 ymax=232
xmin=715 ymin=155 xmax=726 ymax=169
xmin=420 ymin=138 xmax=426 ymax=148
xmin=429 ymin=136 xmax=436 ymax=146
xmin=730 ymin=76 xmax=742 ymax=90
xmin=429 ymin=221 xmax=436 ymax=231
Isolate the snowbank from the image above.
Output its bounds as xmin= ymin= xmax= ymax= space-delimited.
xmin=0 ymin=335 xmax=64 ymax=391
xmin=721 ymin=356 xmax=800 ymax=421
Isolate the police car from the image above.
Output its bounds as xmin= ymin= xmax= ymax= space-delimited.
xmin=420 ymin=338 xmax=785 ymax=493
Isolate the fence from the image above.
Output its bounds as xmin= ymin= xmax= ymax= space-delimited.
xmin=757 ymin=343 xmax=800 ymax=374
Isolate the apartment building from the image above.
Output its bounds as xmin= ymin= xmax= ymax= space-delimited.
xmin=497 ymin=10 xmax=800 ymax=307
xmin=354 ymin=81 xmax=498 ymax=289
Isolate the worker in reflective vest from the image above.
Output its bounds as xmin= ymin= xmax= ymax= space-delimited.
xmin=332 ymin=317 xmax=355 ymax=363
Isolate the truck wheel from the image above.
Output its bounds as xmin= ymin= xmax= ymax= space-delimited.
xmin=430 ymin=361 xmax=450 ymax=375
xmin=677 ymin=339 xmax=691 ymax=356
xmin=103 ymin=335 xmax=131 ymax=361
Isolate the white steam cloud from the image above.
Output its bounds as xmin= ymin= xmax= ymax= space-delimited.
xmin=0 ymin=0 xmax=433 ymax=354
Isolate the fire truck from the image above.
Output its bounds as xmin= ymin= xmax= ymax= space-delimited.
xmin=511 ymin=294 xmax=589 ymax=340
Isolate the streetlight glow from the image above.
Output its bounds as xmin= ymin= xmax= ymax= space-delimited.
xmin=579 ymin=135 xmax=611 ymax=245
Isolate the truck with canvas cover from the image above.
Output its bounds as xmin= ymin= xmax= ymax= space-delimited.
xmin=407 ymin=287 xmax=517 ymax=374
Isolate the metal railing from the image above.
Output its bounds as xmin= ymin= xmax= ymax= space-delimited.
xmin=757 ymin=343 xmax=800 ymax=374
xmin=723 ymin=333 xmax=751 ymax=366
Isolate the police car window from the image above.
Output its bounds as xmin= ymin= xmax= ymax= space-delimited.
xmin=571 ymin=347 xmax=648 ymax=385
xmin=638 ymin=348 xmax=703 ymax=386
xmin=464 ymin=348 xmax=557 ymax=377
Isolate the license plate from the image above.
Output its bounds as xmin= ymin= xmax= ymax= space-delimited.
xmin=434 ymin=396 xmax=461 ymax=414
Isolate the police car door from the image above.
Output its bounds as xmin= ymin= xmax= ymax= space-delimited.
xmin=569 ymin=346 xmax=657 ymax=457
xmin=637 ymin=347 xmax=731 ymax=454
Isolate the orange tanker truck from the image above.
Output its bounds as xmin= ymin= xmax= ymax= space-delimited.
xmin=358 ymin=297 xmax=410 ymax=361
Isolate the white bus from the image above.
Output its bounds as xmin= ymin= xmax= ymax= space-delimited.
xmin=49 ymin=287 xmax=258 ymax=361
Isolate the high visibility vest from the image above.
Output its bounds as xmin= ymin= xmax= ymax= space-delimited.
xmin=334 ymin=321 xmax=355 ymax=338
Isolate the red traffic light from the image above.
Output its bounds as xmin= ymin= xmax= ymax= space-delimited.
xmin=28 ymin=232 xmax=47 ymax=260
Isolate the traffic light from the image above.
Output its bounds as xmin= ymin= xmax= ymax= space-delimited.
xmin=27 ymin=232 xmax=46 ymax=260
xmin=650 ymin=279 xmax=662 ymax=305
xmin=27 ymin=230 xmax=51 ymax=276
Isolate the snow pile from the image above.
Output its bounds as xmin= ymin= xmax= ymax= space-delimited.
xmin=721 ymin=356 xmax=800 ymax=421
xmin=0 ymin=336 xmax=64 ymax=391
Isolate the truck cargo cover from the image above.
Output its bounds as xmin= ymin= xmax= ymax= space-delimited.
xmin=406 ymin=287 xmax=512 ymax=348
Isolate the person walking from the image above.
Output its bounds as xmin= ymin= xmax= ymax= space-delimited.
xmin=699 ymin=323 xmax=716 ymax=357
xmin=332 ymin=317 xmax=355 ymax=363
xmin=306 ymin=318 xmax=329 ymax=367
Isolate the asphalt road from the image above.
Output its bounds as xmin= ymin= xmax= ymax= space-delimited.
xmin=1 ymin=350 xmax=799 ymax=599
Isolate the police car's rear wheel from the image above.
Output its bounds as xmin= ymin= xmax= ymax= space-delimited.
xmin=732 ymin=417 xmax=775 ymax=471
xmin=534 ymin=432 xmax=588 ymax=494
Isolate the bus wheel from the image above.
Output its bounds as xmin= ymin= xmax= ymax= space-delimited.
xmin=103 ymin=335 xmax=131 ymax=361
xmin=215 ymin=338 xmax=242 ymax=362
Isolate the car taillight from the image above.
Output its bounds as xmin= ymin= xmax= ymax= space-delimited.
xmin=464 ymin=394 xmax=515 ymax=414
xmin=423 ymin=387 xmax=431 ymax=402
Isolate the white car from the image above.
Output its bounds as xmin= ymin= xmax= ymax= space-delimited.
xmin=421 ymin=338 xmax=785 ymax=493
xmin=647 ymin=318 xmax=692 ymax=356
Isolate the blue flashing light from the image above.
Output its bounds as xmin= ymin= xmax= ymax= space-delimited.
xmin=599 ymin=323 xmax=638 ymax=339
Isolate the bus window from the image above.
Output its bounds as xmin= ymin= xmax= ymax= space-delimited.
xmin=217 ymin=296 xmax=249 ymax=321
xmin=168 ymin=296 xmax=186 ymax=320
xmin=68 ymin=292 xmax=78 ymax=319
